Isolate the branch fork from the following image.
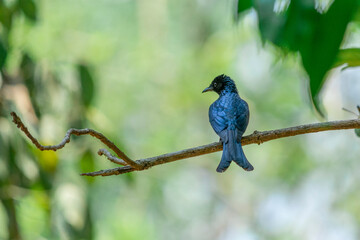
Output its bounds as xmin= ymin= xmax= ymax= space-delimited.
xmin=10 ymin=112 xmax=360 ymax=177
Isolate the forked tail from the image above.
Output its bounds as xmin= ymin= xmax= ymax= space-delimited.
xmin=216 ymin=129 xmax=254 ymax=172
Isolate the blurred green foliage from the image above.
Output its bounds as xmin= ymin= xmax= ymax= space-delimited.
xmin=78 ymin=64 xmax=95 ymax=108
xmin=335 ymin=48 xmax=360 ymax=68
xmin=18 ymin=0 xmax=37 ymax=22
xmin=0 ymin=0 xmax=96 ymax=239
xmin=237 ymin=0 xmax=360 ymax=115
xmin=355 ymin=105 xmax=360 ymax=137
xmin=0 ymin=39 xmax=6 ymax=68
xmin=0 ymin=0 xmax=360 ymax=239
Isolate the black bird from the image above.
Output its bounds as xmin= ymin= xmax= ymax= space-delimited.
xmin=203 ymin=74 xmax=254 ymax=172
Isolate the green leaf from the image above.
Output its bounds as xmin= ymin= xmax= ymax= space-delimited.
xmin=19 ymin=0 xmax=37 ymax=21
xmin=237 ymin=0 xmax=253 ymax=15
xmin=355 ymin=128 xmax=360 ymax=137
xmin=79 ymin=150 xmax=95 ymax=184
xmin=333 ymin=48 xmax=360 ymax=68
xmin=254 ymin=0 xmax=287 ymax=45
xmin=20 ymin=53 xmax=43 ymax=116
xmin=0 ymin=40 xmax=7 ymax=69
xmin=304 ymin=0 xmax=358 ymax=114
xmin=252 ymin=0 xmax=359 ymax=115
xmin=0 ymin=4 xmax=13 ymax=30
xmin=77 ymin=64 xmax=95 ymax=107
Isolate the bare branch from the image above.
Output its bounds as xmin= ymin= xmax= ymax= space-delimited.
xmin=81 ymin=119 xmax=360 ymax=176
xmin=10 ymin=112 xmax=141 ymax=169
xmin=81 ymin=142 xmax=222 ymax=176
xmin=97 ymin=149 xmax=127 ymax=165
xmin=11 ymin=112 xmax=360 ymax=177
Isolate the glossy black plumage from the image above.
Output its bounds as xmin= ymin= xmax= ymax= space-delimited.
xmin=203 ymin=74 xmax=254 ymax=172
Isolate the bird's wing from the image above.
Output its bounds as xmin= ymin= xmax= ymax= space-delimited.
xmin=234 ymin=99 xmax=249 ymax=140
xmin=209 ymin=102 xmax=228 ymax=136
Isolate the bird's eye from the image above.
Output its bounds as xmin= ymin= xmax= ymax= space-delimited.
xmin=213 ymin=83 xmax=217 ymax=87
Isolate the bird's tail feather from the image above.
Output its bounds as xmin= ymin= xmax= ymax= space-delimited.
xmin=216 ymin=141 xmax=232 ymax=172
xmin=216 ymin=130 xmax=254 ymax=173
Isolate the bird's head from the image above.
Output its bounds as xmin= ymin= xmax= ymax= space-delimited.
xmin=202 ymin=74 xmax=238 ymax=95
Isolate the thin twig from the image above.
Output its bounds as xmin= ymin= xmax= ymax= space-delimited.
xmin=97 ymin=149 xmax=127 ymax=165
xmin=80 ymin=119 xmax=360 ymax=176
xmin=10 ymin=112 xmax=141 ymax=169
xmin=342 ymin=107 xmax=359 ymax=117
xmin=10 ymin=112 xmax=360 ymax=177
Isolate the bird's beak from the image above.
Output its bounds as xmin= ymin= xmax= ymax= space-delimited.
xmin=202 ymin=86 xmax=214 ymax=93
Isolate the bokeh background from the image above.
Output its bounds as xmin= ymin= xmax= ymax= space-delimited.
xmin=1 ymin=0 xmax=360 ymax=239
